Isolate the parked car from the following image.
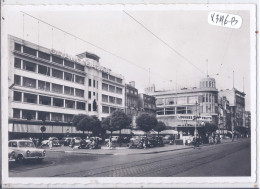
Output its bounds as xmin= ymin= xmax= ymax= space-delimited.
xmin=8 ymin=149 xmax=16 ymax=162
xmin=41 ymin=137 xmax=61 ymax=147
xmin=105 ymin=136 xmax=119 ymax=144
xmin=59 ymin=137 xmax=73 ymax=146
xmin=8 ymin=140 xmax=46 ymax=163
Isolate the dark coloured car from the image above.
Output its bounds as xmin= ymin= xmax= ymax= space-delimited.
xmin=59 ymin=137 xmax=73 ymax=146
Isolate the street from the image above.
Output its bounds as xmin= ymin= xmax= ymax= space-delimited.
xmin=9 ymin=139 xmax=250 ymax=177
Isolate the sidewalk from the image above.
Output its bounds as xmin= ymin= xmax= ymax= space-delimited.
xmin=44 ymin=138 xmax=244 ymax=156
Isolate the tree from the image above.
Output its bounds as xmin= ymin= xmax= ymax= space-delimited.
xmin=154 ymin=121 xmax=166 ymax=138
xmin=72 ymin=114 xmax=95 ymax=137
xmin=91 ymin=116 xmax=105 ymax=137
xmin=110 ymin=110 xmax=132 ymax=146
xmin=136 ymin=113 xmax=157 ymax=136
xmin=101 ymin=116 xmax=112 ymax=136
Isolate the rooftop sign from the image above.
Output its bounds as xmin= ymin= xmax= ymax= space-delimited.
xmin=50 ymin=49 xmax=111 ymax=74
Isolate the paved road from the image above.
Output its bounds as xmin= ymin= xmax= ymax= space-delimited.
xmin=9 ymin=139 xmax=250 ymax=177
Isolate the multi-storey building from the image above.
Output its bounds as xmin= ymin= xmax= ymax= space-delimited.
xmin=8 ymin=35 xmax=124 ymax=138
xmin=219 ymin=88 xmax=246 ymax=132
xmin=138 ymin=93 xmax=156 ymax=114
xmin=125 ymin=81 xmax=139 ymax=116
xmin=147 ymin=77 xmax=219 ymax=138
xmin=245 ymin=111 xmax=251 ymax=133
xmin=218 ymin=96 xmax=231 ymax=133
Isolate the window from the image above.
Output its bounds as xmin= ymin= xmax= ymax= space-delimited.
xmin=23 ymin=46 xmax=37 ymax=56
xmin=52 ymin=69 xmax=63 ymax=79
xmin=24 ymin=93 xmax=37 ymax=104
xmin=116 ymin=98 xmax=122 ymax=105
xmin=89 ymin=79 xmax=92 ymax=87
xmin=64 ymin=86 xmax=74 ymax=96
xmin=75 ymin=75 xmax=84 ymax=84
xmin=93 ymin=80 xmax=96 ymax=88
xmin=116 ymin=77 xmax=122 ymax=84
xmin=38 ymin=111 xmax=50 ymax=121
xmin=38 ymin=80 xmax=50 ymax=91
xmin=38 ymin=65 xmax=50 ymax=76
xmin=165 ymin=108 xmax=175 ymax=115
xmin=64 ymin=114 xmax=73 ymax=122
xmin=102 ymin=72 xmax=108 ymax=79
xmin=109 ymin=85 xmax=115 ymax=93
xmin=14 ymin=58 xmax=21 ymax=68
xmin=75 ymin=63 xmax=84 ymax=71
xmin=13 ymin=91 xmax=22 ymax=101
xmin=102 ymin=83 xmax=108 ymax=91
xmin=76 ymin=102 xmax=85 ymax=110
xmin=23 ymin=77 xmax=36 ymax=88
xmin=14 ymin=75 xmax=21 ymax=85
xmin=109 ymin=75 xmax=115 ymax=81
xmin=13 ymin=109 xmax=20 ymax=118
xmin=51 ymin=113 xmax=62 ymax=121
xmin=64 ymin=72 xmax=74 ymax=82
xmin=22 ymin=110 xmax=36 ymax=120
xmin=157 ymin=108 xmax=164 ymax=115
xmin=88 ymin=91 xmax=91 ymax=99
xmin=102 ymin=106 xmax=109 ymax=113
xmin=75 ymin=89 xmax=84 ymax=97
xmin=23 ymin=60 xmax=36 ymax=72
xmin=177 ymin=107 xmax=186 ymax=114
xmin=88 ymin=104 xmax=91 ymax=111
xmin=39 ymin=95 xmax=51 ymax=106
xmin=65 ymin=100 xmax=75 ymax=109
xmin=116 ymin=87 xmax=122 ymax=94
xmin=38 ymin=51 xmax=50 ymax=61
xmin=52 ymin=55 xmax=63 ymax=64
xmin=14 ymin=43 xmax=21 ymax=51
xmin=64 ymin=60 xmax=74 ymax=68
xmin=52 ymin=84 xmax=63 ymax=93
xmin=110 ymin=107 xmax=116 ymax=113
xmin=109 ymin=96 xmax=115 ymax=104
xmin=53 ymin=98 xmax=64 ymax=107
xmin=102 ymin=95 xmax=108 ymax=102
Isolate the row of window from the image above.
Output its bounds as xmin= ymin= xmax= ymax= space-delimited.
xmin=157 ymin=107 xmax=192 ymax=115
xmin=14 ymin=75 xmax=84 ymax=97
xmin=102 ymin=95 xmax=122 ymax=105
xmin=102 ymin=72 xmax=123 ymax=84
xmin=15 ymin=43 xmax=85 ymax=71
xmin=102 ymin=83 xmax=123 ymax=94
xmin=15 ymin=58 xmax=85 ymax=85
xmin=126 ymin=97 xmax=138 ymax=107
xmin=126 ymin=88 xmax=138 ymax=95
xmin=13 ymin=91 xmax=86 ymax=110
xmin=102 ymin=106 xmax=122 ymax=114
xmin=200 ymin=80 xmax=216 ymax=88
xmin=13 ymin=108 xmax=74 ymax=122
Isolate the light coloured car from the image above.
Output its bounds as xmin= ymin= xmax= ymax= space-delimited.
xmin=8 ymin=149 xmax=16 ymax=162
xmin=8 ymin=140 xmax=46 ymax=162
xmin=41 ymin=137 xmax=60 ymax=146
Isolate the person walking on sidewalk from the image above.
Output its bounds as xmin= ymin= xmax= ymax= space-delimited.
xmin=49 ymin=138 xmax=53 ymax=150
xmin=109 ymin=136 xmax=112 ymax=150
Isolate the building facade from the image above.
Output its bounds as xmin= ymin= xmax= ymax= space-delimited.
xmin=8 ymin=35 xmax=125 ymax=137
xmin=125 ymin=81 xmax=139 ymax=116
xmin=147 ymin=77 xmax=219 ymax=138
xmin=218 ymin=96 xmax=231 ymax=133
xmin=219 ymin=88 xmax=246 ymax=132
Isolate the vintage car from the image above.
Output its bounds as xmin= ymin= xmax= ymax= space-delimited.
xmin=8 ymin=149 xmax=16 ymax=162
xmin=8 ymin=140 xmax=46 ymax=162
xmin=41 ymin=137 xmax=61 ymax=147
xmin=59 ymin=137 xmax=73 ymax=146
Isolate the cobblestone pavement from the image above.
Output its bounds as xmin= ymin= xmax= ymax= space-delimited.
xmin=9 ymin=139 xmax=250 ymax=177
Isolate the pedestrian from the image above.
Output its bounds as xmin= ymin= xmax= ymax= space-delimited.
xmin=71 ymin=138 xmax=75 ymax=149
xmin=36 ymin=138 xmax=40 ymax=148
xmin=109 ymin=136 xmax=112 ymax=149
xmin=49 ymin=138 xmax=53 ymax=150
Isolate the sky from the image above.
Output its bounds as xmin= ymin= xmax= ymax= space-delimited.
xmin=3 ymin=5 xmax=253 ymax=110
